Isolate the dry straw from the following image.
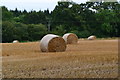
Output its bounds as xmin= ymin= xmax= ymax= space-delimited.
xmin=88 ymin=35 xmax=96 ymax=40
xmin=40 ymin=34 xmax=66 ymax=52
xmin=63 ymin=33 xmax=78 ymax=44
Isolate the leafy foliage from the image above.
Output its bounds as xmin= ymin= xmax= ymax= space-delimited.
xmin=2 ymin=1 xmax=120 ymax=42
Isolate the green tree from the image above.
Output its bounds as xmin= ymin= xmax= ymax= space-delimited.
xmin=23 ymin=10 xmax=46 ymax=24
xmin=2 ymin=6 xmax=13 ymax=21
xmin=13 ymin=22 xmax=28 ymax=41
xmin=2 ymin=21 xmax=15 ymax=42
xmin=27 ymin=24 xmax=47 ymax=41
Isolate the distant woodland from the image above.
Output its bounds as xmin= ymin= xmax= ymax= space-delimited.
xmin=1 ymin=1 xmax=120 ymax=42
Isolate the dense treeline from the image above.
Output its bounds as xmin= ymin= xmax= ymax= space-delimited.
xmin=1 ymin=1 xmax=120 ymax=43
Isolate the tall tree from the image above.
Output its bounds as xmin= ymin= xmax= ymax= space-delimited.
xmin=2 ymin=6 xmax=13 ymax=21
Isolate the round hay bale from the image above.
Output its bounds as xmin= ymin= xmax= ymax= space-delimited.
xmin=13 ymin=40 xmax=19 ymax=43
xmin=80 ymin=38 xmax=85 ymax=40
xmin=62 ymin=33 xmax=78 ymax=44
xmin=40 ymin=34 xmax=66 ymax=52
xmin=88 ymin=35 xmax=96 ymax=40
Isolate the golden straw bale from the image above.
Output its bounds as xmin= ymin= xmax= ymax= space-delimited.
xmin=63 ymin=33 xmax=78 ymax=44
xmin=88 ymin=35 xmax=96 ymax=40
xmin=40 ymin=34 xmax=66 ymax=52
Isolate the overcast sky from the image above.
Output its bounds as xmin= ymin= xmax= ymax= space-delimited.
xmin=0 ymin=0 xmax=88 ymax=11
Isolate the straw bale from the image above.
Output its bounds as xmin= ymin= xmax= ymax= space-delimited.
xmin=63 ymin=33 xmax=78 ymax=44
xmin=40 ymin=34 xmax=66 ymax=52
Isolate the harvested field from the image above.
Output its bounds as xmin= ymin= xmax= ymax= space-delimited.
xmin=2 ymin=39 xmax=118 ymax=78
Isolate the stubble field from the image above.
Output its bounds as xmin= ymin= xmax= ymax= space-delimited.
xmin=2 ymin=39 xmax=118 ymax=78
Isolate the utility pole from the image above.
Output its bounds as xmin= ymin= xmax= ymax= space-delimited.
xmin=46 ymin=17 xmax=52 ymax=32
